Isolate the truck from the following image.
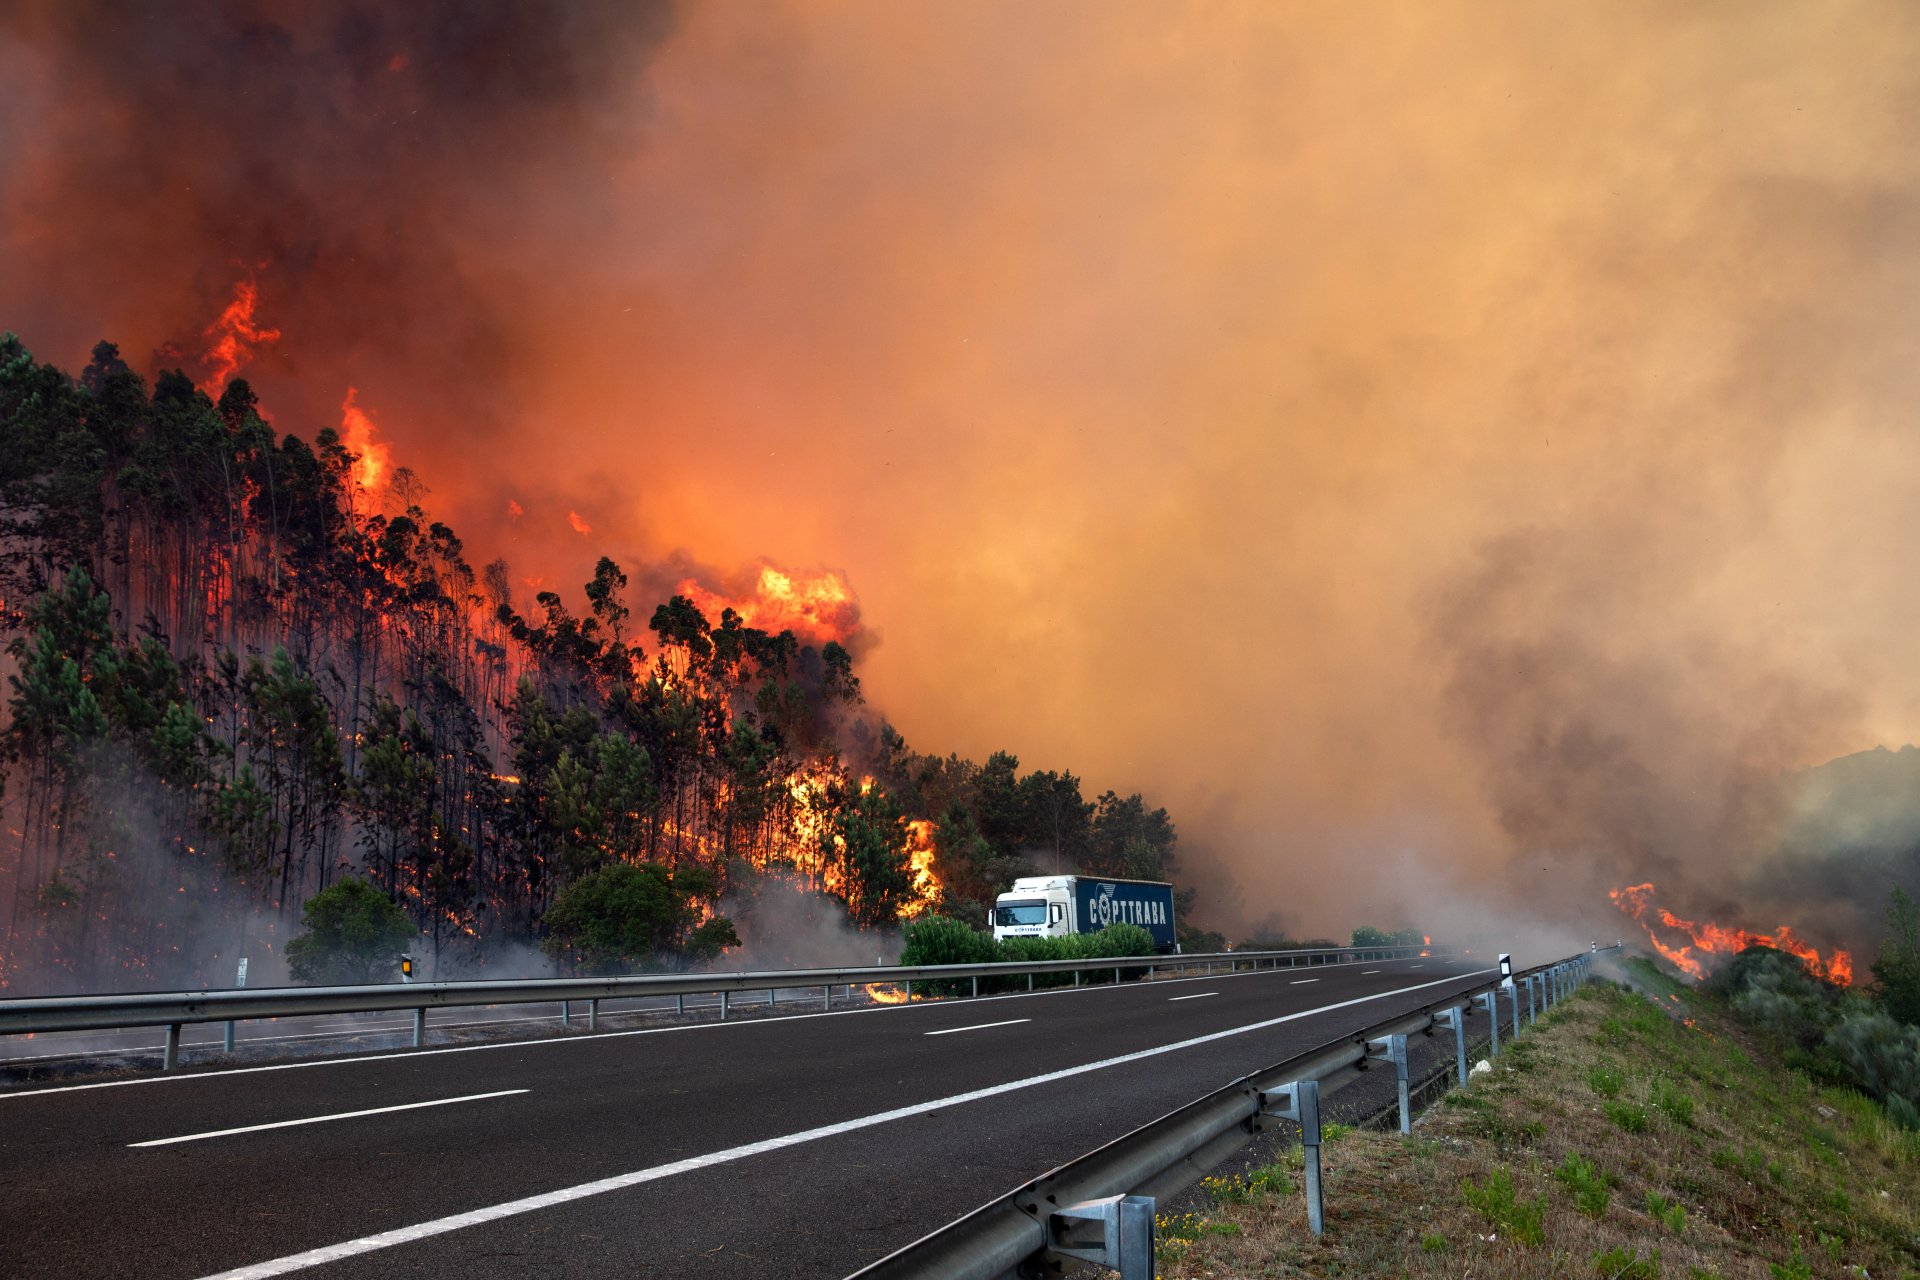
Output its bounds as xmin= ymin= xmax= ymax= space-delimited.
xmin=991 ymin=875 xmax=1179 ymax=954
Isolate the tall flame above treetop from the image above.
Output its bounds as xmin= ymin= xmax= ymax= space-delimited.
xmin=197 ymin=275 xmax=281 ymax=394
xmin=339 ymin=387 xmax=391 ymax=494
xmin=677 ymin=565 xmax=860 ymax=648
xmin=1610 ymin=882 xmax=1853 ymax=986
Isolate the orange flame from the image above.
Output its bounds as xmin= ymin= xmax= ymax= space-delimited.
xmin=507 ymin=500 xmax=525 ymax=520
xmin=568 ymin=511 xmax=592 ymax=536
xmin=340 ymin=388 xmax=391 ymax=493
xmin=199 ymin=276 xmax=281 ymax=393
xmin=896 ymin=819 xmax=942 ymax=920
xmin=677 ymin=565 xmax=859 ymax=646
xmin=865 ymin=984 xmax=911 ymax=1004
xmin=1610 ymin=882 xmax=1853 ymax=985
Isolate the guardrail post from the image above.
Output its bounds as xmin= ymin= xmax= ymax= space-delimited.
xmin=905 ymin=980 xmax=912 ymax=1001
xmin=1367 ymin=1033 xmax=1411 ymax=1134
xmin=1475 ymin=991 xmax=1499 ymax=1057
xmin=589 ymin=999 xmax=600 ymax=1031
xmin=720 ymin=989 xmax=729 ymax=1021
xmin=223 ymin=1020 xmax=236 ymax=1053
xmin=824 ymin=985 xmax=832 ymax=1011
xmin=1434 ymin=1007 xmax=1467 ymax=1085
xmin=972 ymin=976 xmax=978 ymax=999
xmin=676 ymin=993 xmax=685 ymax=1016
xmin=562 ymin=999 xmax=572 ymax=1029
xmin=1261 ymin=1080 xmax=1324 ymax=1235
xmin=163 ymin=1022 xmax=181 ymax=1072
xmin=1047 ymin=1194 xmax=1157 ymax=1278
xmin=412 ymin=1007 xmax=425 ymax=1048
xmin=1028 ymin=973 xmax=1034 ymax=992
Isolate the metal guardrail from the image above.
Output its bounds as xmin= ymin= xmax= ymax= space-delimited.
xmin=849 ymin=945 xmax=1621 ymax=1280
xmin=0 ymin=944 xmax=1432 ymax=1071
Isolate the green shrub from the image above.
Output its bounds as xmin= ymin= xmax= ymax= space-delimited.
xmin=1588 ymin=1066 xmax=1626 ymax=1098
xmin=1592 ymin=1246 xmax=1661 ymax=1279
xmin=994 ymin=935 xmax=1075 ymax=988
xmin=1827 ymin=1010 xmax=1920 ymax=1106
xmin=540 ymin=862 xmax=734 ymax=973
xmin=901 ymin=915 xmax=1000 ymax=994
xmin=1555 ymin=1151 xmax=1612 ymax=1218
xmin=285 ymin=877 xmax=415 ymax=984
xmin=1077 ymin=921 xmax=1157 ymax=962
xmin=1769 ymin=1241 xmax=1812 ymax=1280
xmin=1606 ymin=1101 xmax=1650 ymax=1133
xmin=1651 ymin=1077 xmax=1695 ymax=1126
xmin=1462 ymin=1167 xmax=1546 ymax=1246
xmin=1713 ymin=944 xmax=1845 ymax=1051
xmin=1420 ymin=1232 xmax=1446 ymax=1253
xmin=1646 ymin=1190 xmax=1687 ymax=1232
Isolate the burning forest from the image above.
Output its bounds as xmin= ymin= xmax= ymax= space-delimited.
xmin=0 ymin=322 xmax=1189 ymax=993
xmin=7 ymin=1 xmax=1920 ymax=999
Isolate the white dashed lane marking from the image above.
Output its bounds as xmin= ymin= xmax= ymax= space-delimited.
xmin=130 ymin=1090 xmax=529 ymax=1148
xmin=923 ymin=1019 xmax=1031 ymax=1037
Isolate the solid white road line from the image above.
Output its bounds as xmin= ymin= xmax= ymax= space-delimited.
xmin=1362 ymin=970 xmax=1380 ymax=975
xmin=191 ymin=971 xmax=1488 ymax=1280
xmin=923 ymin=1019 xmax=1030 ymax=1037
xmin=1289 ymin=979 xmax=1319 ymax=985
xmin=1167 ymin=993 xmax=1217 ymax=1002
xmin=130 ymin=1090 xmax=529 ymax=1148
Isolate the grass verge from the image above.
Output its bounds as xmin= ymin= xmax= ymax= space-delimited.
xmin=1156 ymin=976 xmax=1920 ymax=1278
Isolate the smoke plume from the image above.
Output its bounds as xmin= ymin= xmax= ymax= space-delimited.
xmin=7 ymin=3 xmax=1920 ymax=949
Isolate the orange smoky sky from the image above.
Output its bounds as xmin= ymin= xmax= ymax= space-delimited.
xmin=5 ymin=2 xmax=1920 ymax=942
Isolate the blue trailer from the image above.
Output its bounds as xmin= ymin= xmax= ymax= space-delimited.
xmin=991 ymin=875 xmax=1179 ymax=954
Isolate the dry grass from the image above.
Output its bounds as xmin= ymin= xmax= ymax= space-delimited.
xmin=1156 ymin=977 xmax=1920 ymax=1279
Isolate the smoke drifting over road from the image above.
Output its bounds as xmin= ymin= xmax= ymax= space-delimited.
xmin=7 ymin=3 xmax=1920 ymax=948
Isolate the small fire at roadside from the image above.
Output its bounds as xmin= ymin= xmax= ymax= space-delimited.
xmin=1610 ymin=882 xmax=1853 ymax=985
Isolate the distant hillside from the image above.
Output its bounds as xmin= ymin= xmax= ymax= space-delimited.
xmin=1741 ymin=744 xmax=1920 ymax=956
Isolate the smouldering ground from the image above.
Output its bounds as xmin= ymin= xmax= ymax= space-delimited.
xmin=1157 ymin=972 xmax=1920 ymax=1278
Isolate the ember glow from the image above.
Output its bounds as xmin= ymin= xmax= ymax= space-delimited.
xmin=1610 ymin=883 xmax=1854 ymax=986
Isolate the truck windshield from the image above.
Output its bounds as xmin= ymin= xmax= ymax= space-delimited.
xmin=995 ymin=899 xmax=1048 ymax=926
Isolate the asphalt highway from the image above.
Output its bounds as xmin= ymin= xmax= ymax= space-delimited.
xmin=0 ymin=956 xmax=1491 ymax=1279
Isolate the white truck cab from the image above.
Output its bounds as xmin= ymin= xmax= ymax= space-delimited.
xmin=991 ymin=875 xmax=1078 ymax=940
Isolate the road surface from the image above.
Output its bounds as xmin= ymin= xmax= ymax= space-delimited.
xmin=1 ymin=956 xmax=1489 ymax=1279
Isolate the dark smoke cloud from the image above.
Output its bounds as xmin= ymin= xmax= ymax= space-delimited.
xmin=0 ymin=0 xmax=674 ymax=463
